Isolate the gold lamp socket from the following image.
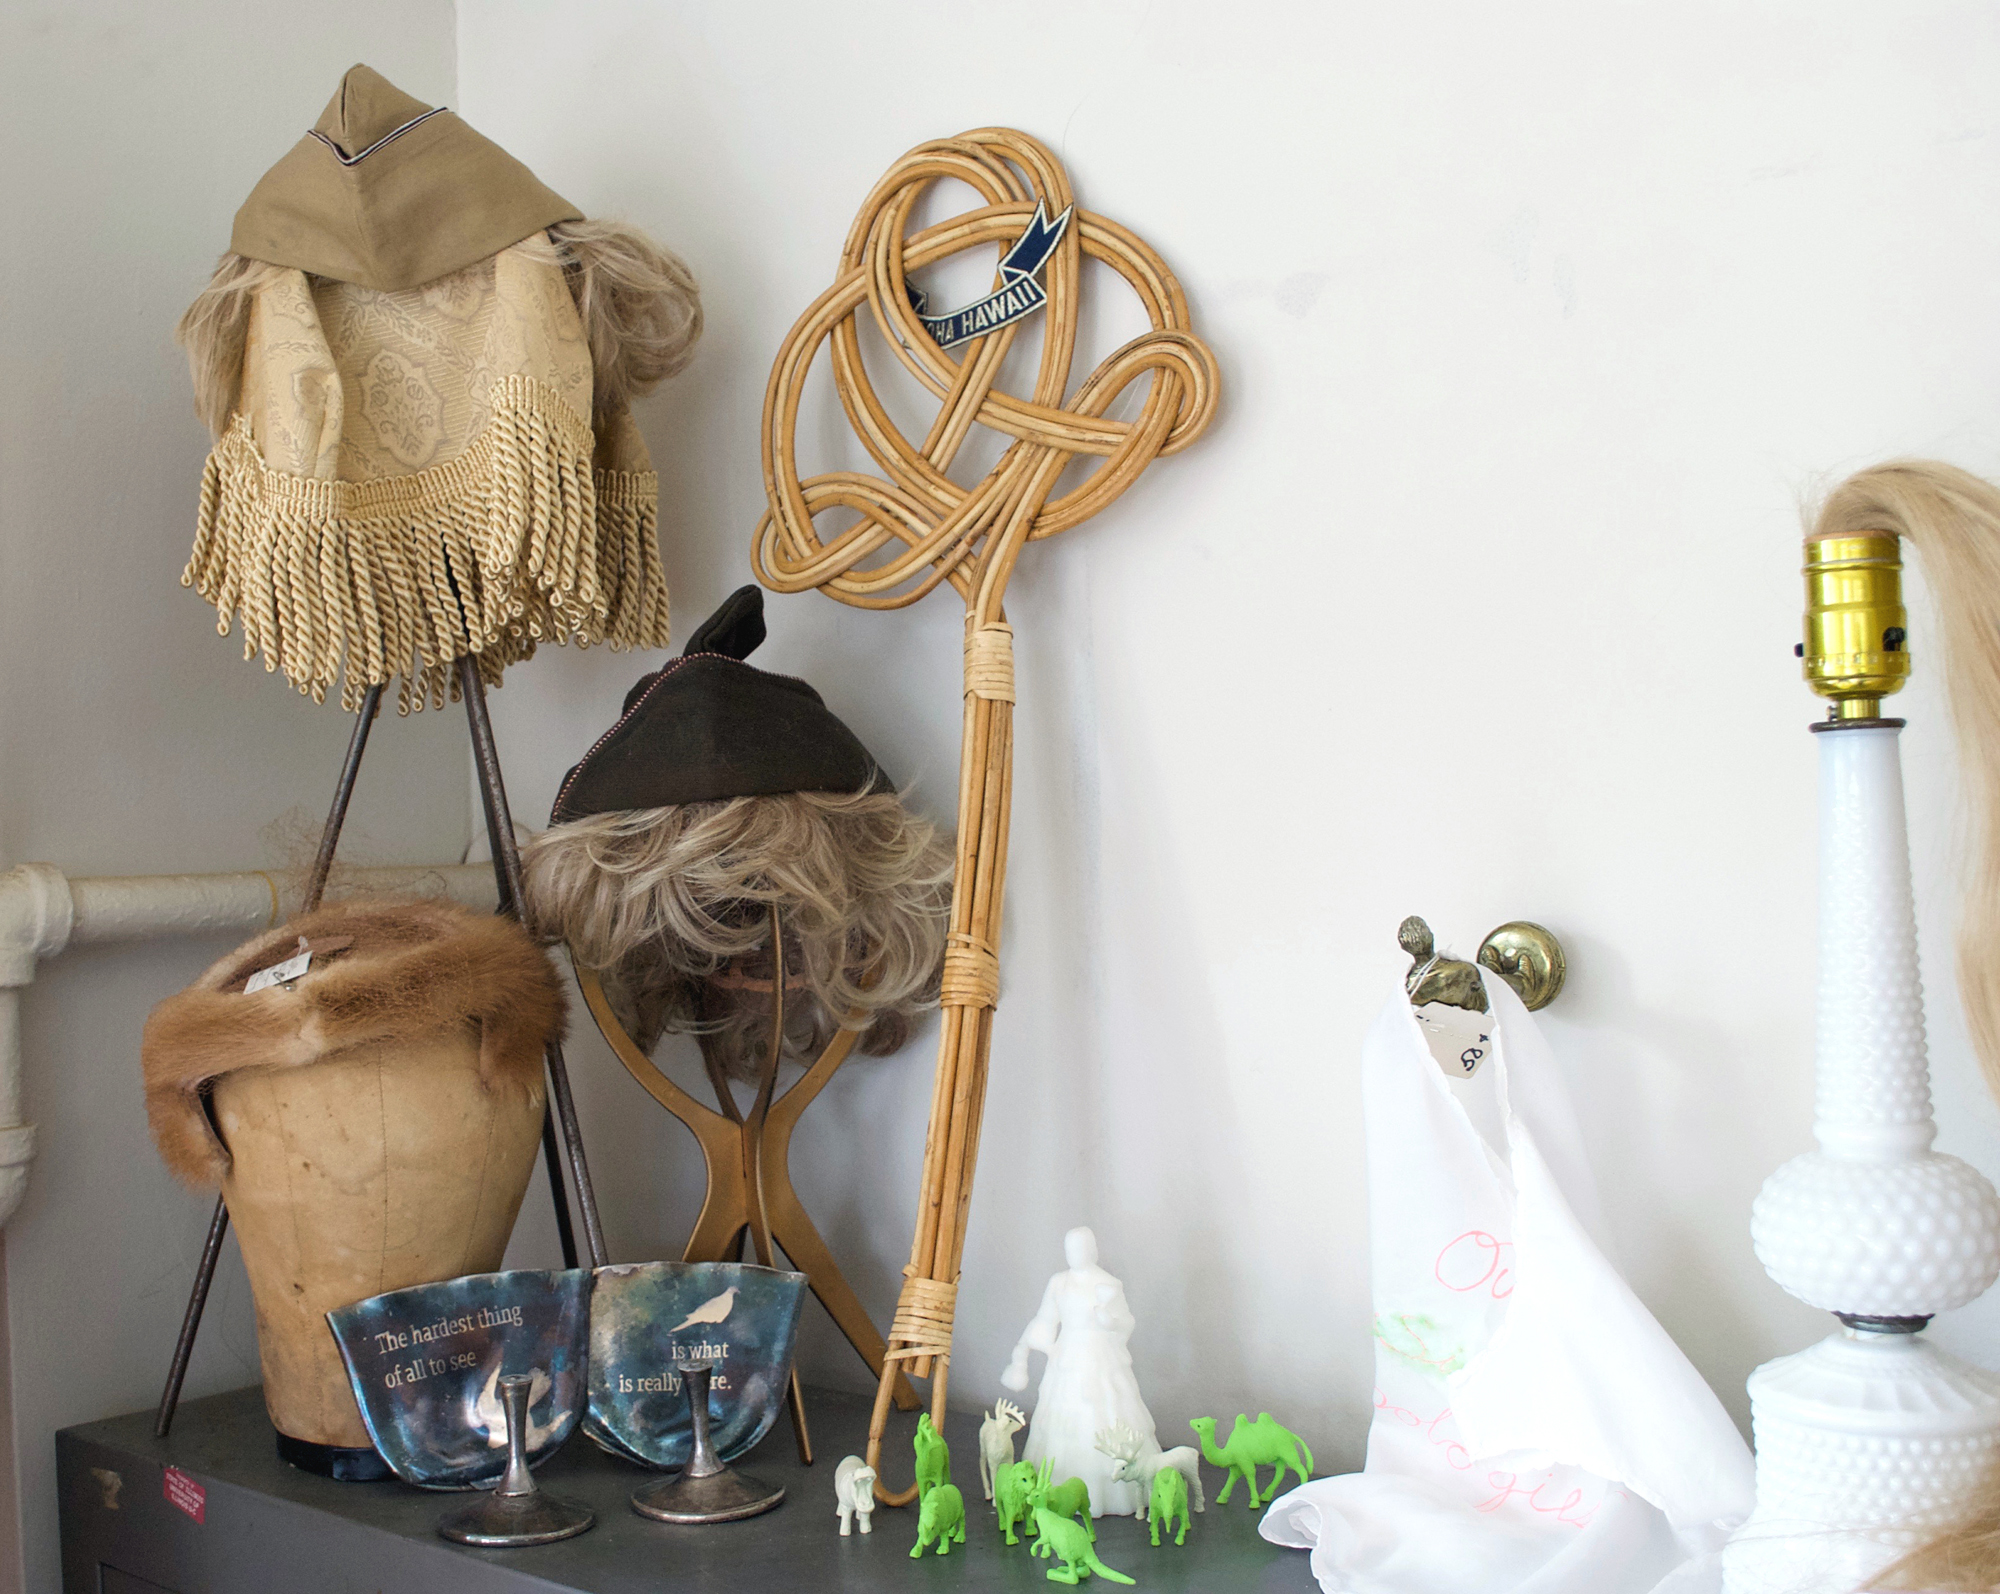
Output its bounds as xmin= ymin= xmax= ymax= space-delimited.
xmin=1802 ymin=533 xmax=1909 ymax=720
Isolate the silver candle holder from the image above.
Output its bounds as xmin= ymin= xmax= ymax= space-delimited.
xmin=629 ymin=1363 xmax=786 ymax=1524
xmin=437 ymin=1374 xmax=595 ymax=1547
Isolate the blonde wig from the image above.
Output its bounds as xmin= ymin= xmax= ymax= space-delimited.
xmin=177 ymin=253 xmax=292 ymax=437
xmin=177 ymin=218 xmax=702 ymax=438
xmin=522 ymin=789 xmax=952 ymax=1078
xmin=516 ymin=219 xmax=703 ymax=418
xmin=1811 ymin=461 xmax=2000 ymax=1591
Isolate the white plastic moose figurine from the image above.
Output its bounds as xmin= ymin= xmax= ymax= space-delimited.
xmin=979 ymin=1398 xmax=1027 ymax=1501
xmin=1094 ymin=1420 xmax=1205 ymax=1520
xmin=834 ymin=1453 xmax=877 ymax=1535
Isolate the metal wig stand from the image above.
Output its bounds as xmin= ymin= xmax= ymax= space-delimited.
xmin=154 ymin=658 xmax=607 ymax=1438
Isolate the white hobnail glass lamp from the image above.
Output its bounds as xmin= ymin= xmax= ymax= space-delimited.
xmin=1723 ymin=534 xmax=2000 ymax=1593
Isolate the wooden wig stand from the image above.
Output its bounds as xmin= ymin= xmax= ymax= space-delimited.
xmin=154 ymin=660 xmax=608 ymax=1438
xmin=753 ymin=128 xmax=1218 ymax=1501
xmin=575 ymin=903 xmax=924 ymax=1466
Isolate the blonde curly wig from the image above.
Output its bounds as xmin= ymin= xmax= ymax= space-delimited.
xmin=522 ymin=789 xmax=952 ymax=1078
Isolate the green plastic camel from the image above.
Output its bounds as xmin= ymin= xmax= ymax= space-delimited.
xmin=1030 ymin=1506 xmax=1133 ymax=1585
xmin=911 ymin=1482 xmax=967 ymax=1557
xmin=913 ymin=1413 xmax=952 ymax=1500
xmin=994 ymin=1459 xmax=1040 ymax=1545
xmin=1189 ymin=1412 xmax=1314 ymax=1509
xmin=1148 ymin=1464 xmax=1191 ymax=1547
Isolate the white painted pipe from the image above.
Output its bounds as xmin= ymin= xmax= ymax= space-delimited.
xmin=0 ymin=861 xmax=498 ymax=1229
xmin=57 ymin=864 xmax=498 ymax=948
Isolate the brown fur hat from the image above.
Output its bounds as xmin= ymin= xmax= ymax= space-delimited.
xmin=141 ymin=897 xmax=563 ymax=1187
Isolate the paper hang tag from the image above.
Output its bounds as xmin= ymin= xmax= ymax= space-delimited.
xmin=244 ymin=945 xmax=311 ymax=994
xmin=1412 ymin=1001 xmax=1493 ymax=1080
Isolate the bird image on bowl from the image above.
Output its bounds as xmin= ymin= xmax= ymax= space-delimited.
xmin=585 ymin=1261 xmax=806 ymax=1469
xmin=674 ymin=1286 xmax=740 ymax=1333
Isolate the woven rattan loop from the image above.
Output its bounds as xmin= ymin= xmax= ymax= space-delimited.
xmin=753 ymin=133 xmax=1220 ymax=612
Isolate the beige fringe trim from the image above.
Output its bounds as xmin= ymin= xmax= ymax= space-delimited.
xmin=182 ymin=375 xmax=670 ymax=712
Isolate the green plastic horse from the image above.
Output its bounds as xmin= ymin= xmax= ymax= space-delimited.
xmin=913 ymin=1412 xmax=952 ymax=1500
xmin=1188 ymin=1412 xmax=1314 ymax=1508
xmin=1030 ymin=1506 xmax=1133 ymax=1585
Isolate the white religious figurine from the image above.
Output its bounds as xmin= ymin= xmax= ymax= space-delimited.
xmin=1000 ymin=1225 xmax=1160 ymax=1516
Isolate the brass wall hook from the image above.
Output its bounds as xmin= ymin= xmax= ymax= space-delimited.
xmin=1400 ymin=916 xmax=1566 ymax=1012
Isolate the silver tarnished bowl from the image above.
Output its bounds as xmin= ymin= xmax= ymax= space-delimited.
xmin=326 ymin=1268 xmax=591 ymax=1490
xmin=586 ymin=1261 xmax=806 ymax=1469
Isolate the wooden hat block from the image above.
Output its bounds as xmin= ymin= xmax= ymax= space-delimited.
xmin=215 ymin=1031 xmax=546 ymax=1452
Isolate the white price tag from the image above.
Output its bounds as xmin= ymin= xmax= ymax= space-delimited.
xmin=1412 ymin=1000 xmax=1492 ymax=1080
xmin=244 ymin=949 xmax=311 ymax=994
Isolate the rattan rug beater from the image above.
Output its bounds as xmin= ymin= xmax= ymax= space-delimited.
xmin=752 ymin=128 xmax=1219 ymax=1503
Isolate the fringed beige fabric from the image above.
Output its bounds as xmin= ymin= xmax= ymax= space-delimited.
xmin=593 ymin=468 xmax=672 ymax=657
xmin=183 ymin=374 xmax=667 ymax=712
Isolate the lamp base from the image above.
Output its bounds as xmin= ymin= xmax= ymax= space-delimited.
xmin=1722 ymin=1329 xmax=2000 ymax=1594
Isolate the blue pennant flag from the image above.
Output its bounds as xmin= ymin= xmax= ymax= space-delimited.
xmin=905 ymin=201 xmax=1073 ymax=351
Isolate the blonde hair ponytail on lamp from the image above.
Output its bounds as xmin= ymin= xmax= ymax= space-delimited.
xmin=1815 ymin=461 xmax=2000 ymax=1592
xmin=1812 ymin=463 xmax=2000 ymax=1103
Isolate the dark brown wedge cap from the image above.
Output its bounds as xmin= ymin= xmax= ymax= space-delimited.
xmin=550 ymin=588 xmax=883 ymax=823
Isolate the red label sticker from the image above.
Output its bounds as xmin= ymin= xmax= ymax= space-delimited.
xmin=162 ymin=1466 xmax=205 ymax=1525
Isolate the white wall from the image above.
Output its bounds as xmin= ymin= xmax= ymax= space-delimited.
xmin=0 ymin=7 xmax=464 ymax=1590
xmin=462 ymin=0 xmax=2000 ymax=1472
xmin=11 ymin=3 xmax=2000 ymax=1585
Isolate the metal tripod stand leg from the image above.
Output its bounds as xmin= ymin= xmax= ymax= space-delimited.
xmin=156 ymin=684 xmax=383 ymax=1438
xmin=735 ymin=905 xmax=811 ymax=1464
xmin=458 ymin=657 xmax=607 ymax=1271
xmin=463 ymin=671 xmax=577 ymax=1271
